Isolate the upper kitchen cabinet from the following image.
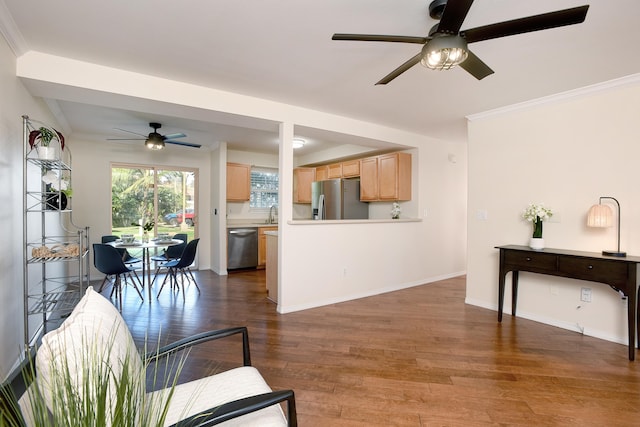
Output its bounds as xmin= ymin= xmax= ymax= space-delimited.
xmin=227 ymin=162 xmax=251 ymax=201
xmin=316 ymin=160 xmax=359 ymax=181
xmin=360 ymin=152 xmax=411 ymax=201
xmin=327 ymin=163 xmax=342 ymax=179
xmin=293 ymin=167 xmax=315 ymax=204
xmin=341 ymin=159 xmax=360 ymax=178
xmin=315 ymin=165 xmax=328 ymax=181
xmin=359 ymin=156 xmax=378 ymax=201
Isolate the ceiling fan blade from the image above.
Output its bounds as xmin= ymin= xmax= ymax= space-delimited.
xmin=462 ymin=5 xmax=589 ymax=44
xmin=113 ymin=127 xmax=148 ymax=138
xmin=437 ymin=0 xmax=475 ymax=34
xmin=165 ymin=140 xmax=202 ymax=148
xmin=332 ymin=34 xmax=427 ymax=44
xmin=459 ymin=50 xmax=494 ymax=80
xmin=163 ymin=132 xmax=187 ymax=140
xmin=107 ymin=138 xmax=144 ymax=141
xmin=375 ymin=52 xmax=423 ymax=85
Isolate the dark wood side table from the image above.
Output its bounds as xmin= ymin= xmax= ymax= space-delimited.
xmin=496 ymin=245 xmax=640 ymax=361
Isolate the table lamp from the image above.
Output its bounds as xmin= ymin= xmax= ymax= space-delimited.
xmin=587 ymin=196 xmax=626 ymax=257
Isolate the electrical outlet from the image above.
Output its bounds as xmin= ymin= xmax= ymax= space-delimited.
xmin=581 ymin=287 xmax=592 ymax=302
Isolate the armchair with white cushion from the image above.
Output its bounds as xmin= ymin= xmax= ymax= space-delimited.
xmin=0 ymin=287 xmax=297 ymax=426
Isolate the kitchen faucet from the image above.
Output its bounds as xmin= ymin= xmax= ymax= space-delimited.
xmin=268 ymin=205 xmax=277 ymax=224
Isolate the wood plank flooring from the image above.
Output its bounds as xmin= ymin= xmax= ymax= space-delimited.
xmin=102 ymin=270 xmax=640 ymax=426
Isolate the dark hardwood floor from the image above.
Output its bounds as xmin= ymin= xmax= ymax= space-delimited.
xmin=101 ymin=270 xmax=640 ymax=426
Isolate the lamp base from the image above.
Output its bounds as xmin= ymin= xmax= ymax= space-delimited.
xmin=602 ymin=250 xmax=626 ymax=257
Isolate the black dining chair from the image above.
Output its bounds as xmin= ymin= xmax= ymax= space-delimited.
xmin=93 ymin=243 xmax=144 ymax=309
xmin=150 ymin=233 xmax=188 ymax=286
xmin=101 ymin=234 xmax=143 ymax=288
xmin=157 ymin=238 xmax=200 ymax=298
xmin=101 ymin=235 xmax=142 ymax=265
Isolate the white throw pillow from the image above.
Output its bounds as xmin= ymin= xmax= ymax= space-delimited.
xmin=35 ymin=286 xmax=143 ymax=426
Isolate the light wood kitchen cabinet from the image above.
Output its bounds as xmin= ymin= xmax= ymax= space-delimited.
xmin=327 ymin=162 xmax=342 ymax=179
xmin=359 ymin=157 xmax=379 ymax=201
xmin=360 ymin=152 xmax=412 ymax=201
xmin=258 ymin=226 xmax=278 ymax=268
xmin=226 ymin=162 xmax=251 ymax=201
xmin=316 ymin=160 xmax=359 ymax=180
xmin=378 ymin=152 xmax=411 ymax=200
xmin=315 ymin=165 xmax=328 ymax=181
xmin=341 ymin=159 xmax=360 ymax=177
xmin=293 ymin=167 xmax=315 ymax=203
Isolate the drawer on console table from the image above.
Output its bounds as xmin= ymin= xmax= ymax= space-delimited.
xmin=503 ymin=251 xmax=557 ymax=272
xmin=557 ymin=257 xmax=628 ymax=284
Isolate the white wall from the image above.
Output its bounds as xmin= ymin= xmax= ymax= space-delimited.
xmin=466 ymin=76 xmax=640 ymax=345
xmin=0 ymin=34 xmax=62 ymax=379
xmin=210 ymin=144 xmax=226 ymax=274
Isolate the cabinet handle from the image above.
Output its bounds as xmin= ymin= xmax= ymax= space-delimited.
xmin=526 ymin=257 xmax=531 ymax=261
xmin=588 ymin=265 xmax=593 ymax=269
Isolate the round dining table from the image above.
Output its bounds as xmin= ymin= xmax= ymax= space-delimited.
xmin=109 ymin=238 xmax=184 ymax=301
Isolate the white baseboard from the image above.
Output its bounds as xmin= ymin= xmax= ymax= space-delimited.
xmin=278 ymin=271 xmax=466 ymax=314
xmin=464 ymin=297 xmax=628 ymax=346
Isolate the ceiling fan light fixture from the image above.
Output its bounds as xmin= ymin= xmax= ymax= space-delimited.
xmin=145 ymin=134 xmax=165 ymax=150
xmin=292 ymin=138 xmax=306 ymax=149
xmin=420 ymin=35 xmax=468 ymax=71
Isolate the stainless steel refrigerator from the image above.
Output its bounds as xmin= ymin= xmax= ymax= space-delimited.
xmin=311 ymin=178 xmax=369 ymax=220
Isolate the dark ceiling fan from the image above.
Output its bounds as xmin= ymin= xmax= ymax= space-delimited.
xmin=332 ymin=0 xmax=589 ymax=85
xmin=108 ymin=122 xmax=201 ymax=150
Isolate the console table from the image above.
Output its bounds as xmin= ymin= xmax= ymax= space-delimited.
xmin=496 ymin=245 xmax=640 ymax=360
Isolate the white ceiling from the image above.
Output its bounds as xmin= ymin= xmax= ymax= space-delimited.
xmin=2 ymin=0 xmax=639 ymax=154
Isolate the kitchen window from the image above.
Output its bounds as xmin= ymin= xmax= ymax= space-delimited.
xmin=250 ymin=167 xmax=278 ymax=209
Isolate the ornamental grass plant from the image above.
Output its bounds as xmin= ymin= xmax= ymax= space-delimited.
xmin=1 ymin=329 xmax=196 ymax=427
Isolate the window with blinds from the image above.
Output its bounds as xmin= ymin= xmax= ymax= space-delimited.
xmin=250 ymin=167 xmax=279 ymax=209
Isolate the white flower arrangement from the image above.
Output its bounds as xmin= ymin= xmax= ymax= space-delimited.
xmin=42 ymin=170 xmax=70 ymax=191
xmin=522 ymin=203 xmax=552 ymax=238
xmin=522 ymin=203 xmax=552 ymax=222
xmin=391 ymin=202 xmax=401 ymax=219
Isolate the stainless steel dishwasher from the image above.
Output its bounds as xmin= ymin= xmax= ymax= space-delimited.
xmin=227 ymin=227 xmax=258 ymax=269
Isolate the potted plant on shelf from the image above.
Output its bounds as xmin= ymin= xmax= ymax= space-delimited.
xmin=522 ymin=203 xmax=553 ymax=250
xmin=29 ymin=126 xmax=65 ymax=160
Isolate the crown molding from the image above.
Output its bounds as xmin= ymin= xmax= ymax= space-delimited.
xmin=0 ymin=0 xmax=27 ymax=55
xmin=467 ymin=73 xmax=640 ymax=122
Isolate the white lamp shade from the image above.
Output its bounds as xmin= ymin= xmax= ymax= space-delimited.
xmin=587 ymin=204 xmax=613 ymax=227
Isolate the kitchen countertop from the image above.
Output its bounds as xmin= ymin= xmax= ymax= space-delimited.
xmin=227 ymin=220 xmax=278 ymax=228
